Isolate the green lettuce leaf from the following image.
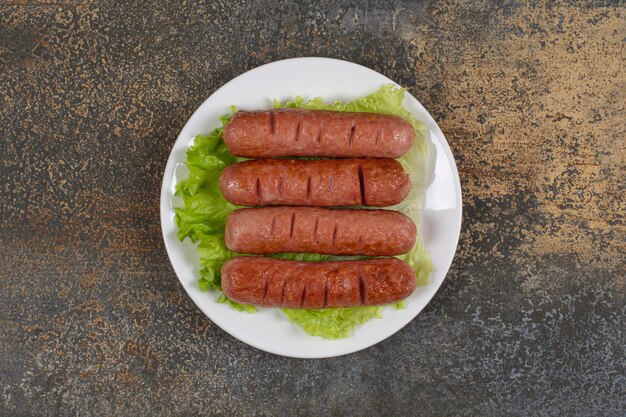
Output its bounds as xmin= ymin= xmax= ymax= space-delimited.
xmin=175 ymin=85 xmax=432 ymax=339
xmin=281 ymin=306 xmax=382 ymax=339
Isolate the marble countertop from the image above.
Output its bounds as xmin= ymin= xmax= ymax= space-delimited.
xmin=1 ymin=1 xmax=624 ymax=416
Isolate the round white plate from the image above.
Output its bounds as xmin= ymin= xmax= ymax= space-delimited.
xmin=160 ymin=57 xmax=462 ymax=358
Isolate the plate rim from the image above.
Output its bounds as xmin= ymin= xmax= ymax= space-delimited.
xmin=160 ymin=57 xmax=463 ymax=358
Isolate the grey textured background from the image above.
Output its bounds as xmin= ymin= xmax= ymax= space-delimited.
xmin=1 ymin=1 xmax=625 ymax=416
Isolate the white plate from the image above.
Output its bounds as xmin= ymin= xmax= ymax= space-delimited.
xmin=160 ymin=57 xmax=462 ymax=358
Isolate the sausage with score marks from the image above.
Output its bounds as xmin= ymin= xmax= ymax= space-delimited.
xmin=220 ymin=158 xmax=411 ymax=207
xmin=221 ymin=257 xmax=417 ymax=308
xmin=225 ymin=206 xmax=416 ymax=256
xmin=223 ymin=109 xmax=415 ymax=158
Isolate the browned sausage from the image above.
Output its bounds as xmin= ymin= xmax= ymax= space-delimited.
xmin=223 ymin=109 xmax=415 ymax=158
xmin=219 ymin=158 xmax=410 ymax=207
xmin=221 ymin=257 xmax=417 ymax=308
xmin=225 ymin=207 xmax=416 ymax=256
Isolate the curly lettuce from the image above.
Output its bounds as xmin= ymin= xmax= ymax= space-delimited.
xmin=174 ymin=85 xmax=432 ymax=339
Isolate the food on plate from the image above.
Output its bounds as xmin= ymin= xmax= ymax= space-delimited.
xmin=220 ymin=158 xmax=410 ymax=207
xmin=223 ymin=109 xmax=414 ymax=158
xmin=225 ymin=206 xmax=416 ymax=256
xmin=174 ymin=85 xmax=433 ymax=339
xmin=221 ymin=257 xmax=417 ymax=308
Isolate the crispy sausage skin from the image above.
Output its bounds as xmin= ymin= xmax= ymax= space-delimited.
xmin=219 ymin=158 xmax=410 ymax=207
xmin=225 ymin=207 xmax=416 ymax=256
xmin=223 ymin=109 xmax=415 ymax=158
xmin=221 ymin=257 xmax=417 ymax=308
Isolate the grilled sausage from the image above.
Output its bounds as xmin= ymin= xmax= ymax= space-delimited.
xmin=223 ymin=109 xmax=415 ymax=158
xmin=225 ymin=206 xmax=416 ymax=256
xmin=219 ymin=158 xmax=410 ymax=207
xmin=221 ymin=257 xmax=417 ymax=308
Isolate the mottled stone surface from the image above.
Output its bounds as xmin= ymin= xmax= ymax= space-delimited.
xmin=1 ymin=1 xmax=624 ymax=416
